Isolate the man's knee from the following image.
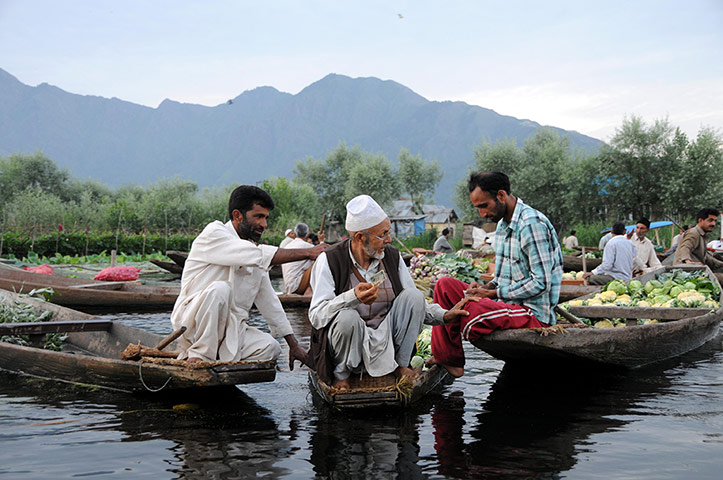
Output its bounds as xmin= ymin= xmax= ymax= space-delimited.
xmin=331 ymin=309 xmax=365 ymax=338
xmin=205 ymin=281 xmax=232 ymax=305
xmin=397 ymin=287 xmax=425 ymax=305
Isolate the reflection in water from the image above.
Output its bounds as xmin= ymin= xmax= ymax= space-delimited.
xmin=309 ymin=401 xmax=431 ymax=478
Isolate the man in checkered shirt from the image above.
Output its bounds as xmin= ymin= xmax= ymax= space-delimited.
xmin=428 ymin=171 xmax=563 ymax=377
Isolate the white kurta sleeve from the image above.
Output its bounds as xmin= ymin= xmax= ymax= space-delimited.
xmin=253 ymin=274 xmax=294 ymax=339
xmin=308 ymin=253 xmax=360 ymax=330
xmin=190 ymin=222 xmax=277 ymax=269
xmin=397 ymin=253 xmax=446 ymax=325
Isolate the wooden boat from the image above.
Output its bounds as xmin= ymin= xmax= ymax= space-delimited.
xmin=167 ymin=250 xmax=282 ymax=278
xmin=149 ymin=258 xmax=184 ymax=275
xmin=0 ymin=263 xmax=310 ymax=310
xmin=0 ymin=263 xmax=179 ymax=310
xmin=0 ymin=288 xmax=276 ymax=393
xmin=559 ymin=284 xmax=601 ymax=302
xmin=563 ymin=254 xmax=602 ymax=272
xmin=309 ymin=365 xmax=452 ymax=410
xmin=472 ymin=265 xmax=722 ymax=369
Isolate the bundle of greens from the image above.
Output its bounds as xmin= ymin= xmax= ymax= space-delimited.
xmin=409 ymin=252 xmax=487 ymax=285
xmin=0 ymin=290 xmax=65 ymax=350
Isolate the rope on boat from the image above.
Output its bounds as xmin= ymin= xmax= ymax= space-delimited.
xmin=138 ymin=361 xmax=173 ymax=392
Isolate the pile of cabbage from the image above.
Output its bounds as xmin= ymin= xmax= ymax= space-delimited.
xmin=561 ymin=271 xmax=586 ymax=281
xmin=410 ymin=326 xmax=432 ymax=370
xmin=567 ymin=269 xmax=720 ymax=309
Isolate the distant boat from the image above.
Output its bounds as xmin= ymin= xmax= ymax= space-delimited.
xmin=0 ymin=288 xmax=277 ymax=393
xmin=0 ymin=263 xmax=311 ymax=310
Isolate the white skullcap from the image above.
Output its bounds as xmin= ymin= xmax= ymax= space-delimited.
xmin=284 ymin=229 xmax=292 ymax=236
xmin=345 ymin=195 xmax=388 ymax=232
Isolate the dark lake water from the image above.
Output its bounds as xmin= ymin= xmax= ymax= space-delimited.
xmin=1 ymin=306 xmax=722 ymax=479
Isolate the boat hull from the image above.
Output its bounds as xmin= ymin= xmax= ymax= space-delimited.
xmin=309 ymin=365 xmax=451 ymax=409
xmin=0 ymin=289 xmax=276 ymax=392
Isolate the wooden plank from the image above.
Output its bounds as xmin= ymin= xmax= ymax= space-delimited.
xmin=67 ymin=281 xmax=128 ymax=290
xmin=0 ymin=319 xmax=113 ymax=335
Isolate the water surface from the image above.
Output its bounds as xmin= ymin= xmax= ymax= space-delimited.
xmin=1 ymin=307 xmax=721 ymax=479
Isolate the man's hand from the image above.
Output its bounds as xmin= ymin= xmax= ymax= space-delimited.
xmin=285 ymin=334 xmax=311 ymax=370
xmin=354 ymin=282 xmax=379 ymax=305
xmin=306 ymin=243 xmax=328 ymax=260
xmin=626 ymin=229 xmax=634 ymax=240
xmin=289 ymin=343 xmax=310 ymax=370
xmin=463 ymin=281 xmax=497 ymax=299
xmin=317 ymin=231 xmax=325 ymax=243
xmin=582 ymin=272 xmax=592 ymax=279
xmin=443 ymin=296 xmax=479 ymax=324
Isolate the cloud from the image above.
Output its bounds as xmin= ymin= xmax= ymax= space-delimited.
xmin=445 ymin=79 xmax=723 ymax=141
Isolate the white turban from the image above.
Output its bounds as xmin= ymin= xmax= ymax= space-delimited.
xmin=345 ymin=195 xmax=388 ymax=232
xmin=284 ymin=229 xmax=292 ymax=236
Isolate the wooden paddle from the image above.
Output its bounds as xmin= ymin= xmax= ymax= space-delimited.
xmin=554 ymin=305 xmax=585 ymax=324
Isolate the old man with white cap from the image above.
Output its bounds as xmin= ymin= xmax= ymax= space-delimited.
xmin=308 ymin=194 xmax=472 ymax=390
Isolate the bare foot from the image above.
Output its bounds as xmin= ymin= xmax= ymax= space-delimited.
xmin=332 ymin=378 xmax=350 ymax=390
xmin=395 ymin=366 xmax=419 ymax=380
xmin=186 ymin=357 xmax=202 ymax=364
xmin=425 ymin=356 xmax=464 ymax=378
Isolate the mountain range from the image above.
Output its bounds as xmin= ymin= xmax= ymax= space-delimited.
xmin=0 ymin=68 xmax=602 ymax=205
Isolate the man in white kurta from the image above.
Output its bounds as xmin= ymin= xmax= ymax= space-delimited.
xmin=628 ymin=218 xmax=661 ymax=274
xmin=170 ymin=185 xmax=321 ymax=366
xmin=171 ymin=220 xmax=293 ymax=362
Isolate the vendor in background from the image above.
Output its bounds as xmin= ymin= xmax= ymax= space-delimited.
xmin=584 ymin=221 xmax=637 ymax=285
xmin=599 ymin=229 xmax=613 ymax=250
xmin=433 ymin=228 xmax=455 ymax=253
xmin=563 ymin=230 xmax=579 ymax=250
xmin=279 ymin=228 xmax=296 ymax=248
xmin=626 ymin=217 xmax=661 ymax=274
xmin=707 ymin=236 xmax=723 ymax=250
xmin=664 ymin=224 xmax=690 ymax=256
xmin=674 ymin=208 xmax=723 ymax=274
xmin=282 ymin=223 xmax=325 ymax=295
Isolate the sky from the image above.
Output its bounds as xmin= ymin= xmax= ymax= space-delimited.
xmin=1 ymin=0 xmax=722 ymax=141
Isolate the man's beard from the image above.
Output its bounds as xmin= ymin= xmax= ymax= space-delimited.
xmin=363 ymin=238 xmax=385 ymax=260
xmin=237 ymin=218 xmax=263 ymax=243
xmin=487 ymin=198 xmax=506 ymax=223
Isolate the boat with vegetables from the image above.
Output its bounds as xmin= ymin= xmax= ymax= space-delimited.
xmin=0 ymin=288 xmax=277 ymax=393
xmin=472 ymin=265 xmax=722 ymax=368
xmin=0 ymin=262 xmax=180 ymax=310
xmin=308 ymin=326 xmax=452 ymax=409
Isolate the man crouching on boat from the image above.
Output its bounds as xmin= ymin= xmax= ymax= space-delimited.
xmin=427 ymin=172 xmax=563 ymax=378
xmin=308 ymin=194 xmax=471 ymax=390
xmin=171 ymin=185 xmax=325 ymax=367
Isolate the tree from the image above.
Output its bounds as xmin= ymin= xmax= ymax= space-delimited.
xmin=515 ymin=129 xmax=574 ymax=230
xmin=397 ymin=149 xmax=442 ymax=213
xmin=454 ymin=138 xmax=525 ymax=221
xmin=260 ymin=177 xmax=322 ymax=232
xmin=597 ymin=116 xmax=677 ymax=219
xmin=661 ymin=127 xmax=723 ymax=218
xmin=0 ymin=152 xmax=71 ymax=206
xmin=345 ymin=154 xmax=400 ymax=209
xmin=294 ymin=143 xmax=361 ymax=222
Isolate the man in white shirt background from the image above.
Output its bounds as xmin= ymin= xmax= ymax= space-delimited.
xmin=627 ymin=217 xmax=661 ymax=274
